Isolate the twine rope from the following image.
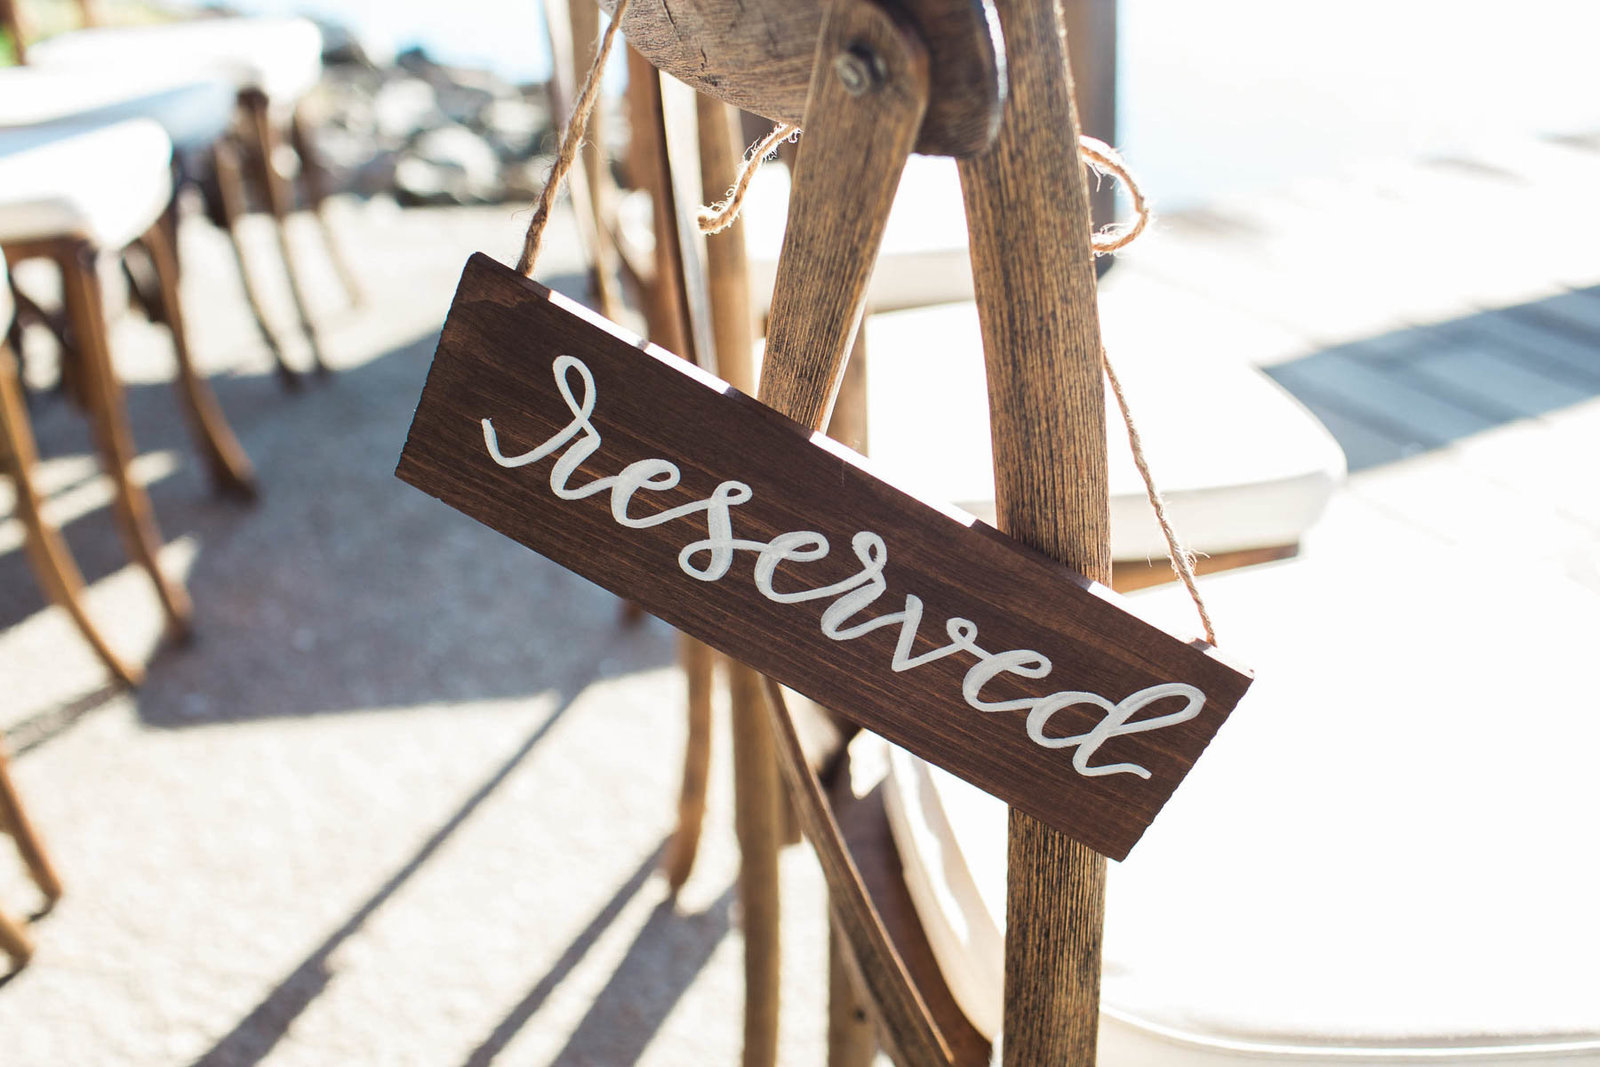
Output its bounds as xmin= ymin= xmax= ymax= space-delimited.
xmin=516 ymin=0 xmax=632 ymax=276
xmin=520 ymin=22 xmax=1215 ymax=642
xmin=1102 ymin=351 xmax=1217 ymax=643
xmin=694 ymin=128 xmax=1154 ymax=256
xmin=699 ymin=122 xmax=802 ymax=233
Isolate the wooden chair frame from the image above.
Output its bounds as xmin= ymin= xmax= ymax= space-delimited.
xmin=609 ymin=0 xmax=1115 ymax=1058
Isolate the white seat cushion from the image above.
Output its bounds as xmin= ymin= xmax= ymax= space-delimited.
xmin=860 ymin=301 xmax=1346 ymax=559
xmin=884 ymin=549 xmax=1600 ymax=1061
xmin=0 ymin=67 xmax=234 ymax=151
xmin=0 ymin=120 xmax=173 ymax=248
xmin=28 ymin=17 xmax=323 ymax=105
xmin=744 ymin=155 xmax=974 ymax=314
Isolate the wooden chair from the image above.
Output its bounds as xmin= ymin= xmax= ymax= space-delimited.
xmin=599 ymin=0 xmax=1268 ymax=1057
xmin=0 ymin=119 xmax=235 ymax=647
xmin=10 ymin=0 xmax=359 ymax=377
xmin=615 ymin=12 xmax=1348 ymax=1064
xmin=0 ymin=63 xmax=311 ymax=390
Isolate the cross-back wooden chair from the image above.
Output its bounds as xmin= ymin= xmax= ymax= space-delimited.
xmin=598 ymin=0 xmax=1116 ymax=1060
xmin=607 ymin=0 xmax=1354 ymax=1056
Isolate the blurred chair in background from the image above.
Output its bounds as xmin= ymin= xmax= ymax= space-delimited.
xmin=0 ymin=119 xmax=248 ymax=651
xmin=5 ymin=0 xmax=361 ymax=379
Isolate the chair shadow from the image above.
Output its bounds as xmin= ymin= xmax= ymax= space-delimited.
xmin=456 ymin=842 xmax=679 ymax=1067
xmin=544 ymin=889 xmax=736 ymax=1067
xmin=1265 ymin=286 xmax=1600 ymax=471
xmin=2 ymin=272 xmax=676 ymax=733
xmin=189 ymin=671 xmax=628 ymax=1067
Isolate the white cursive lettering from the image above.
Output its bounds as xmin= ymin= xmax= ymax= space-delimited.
xmin=481 ymin=355 xmax=1209 ymax=780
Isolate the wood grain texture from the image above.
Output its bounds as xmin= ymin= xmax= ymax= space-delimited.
xmin=599 ymin=0 xmax=1001 ymax=157
xmin=395 ymin=256 xmax=1251 ymax=860
xmin=760 ymin=0 xmax=927 ymax=432
xmin=729 ymin=660 xmax=783 ymax=1067
xmin=696 ymin=91 xmax=784 ymax=1067
xmin=957 ymin=0 xmax=1113 ymax=1055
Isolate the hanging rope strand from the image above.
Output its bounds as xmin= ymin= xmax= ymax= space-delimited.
xmin=1101 ymin=351 xmax=1217 ymax=644
xmin=517 ymin=0 xmax=633 ymax=276
xmin=699 ymin=122 xmax=801 ymax=233
xmin=695 ymin=128 xmax=1155 ymax=253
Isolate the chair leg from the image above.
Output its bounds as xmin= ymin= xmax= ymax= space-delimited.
xmin=662 ymin=635 xmax=715 ymax=893
xmin=729 ymin=660 xmax=782 ymax=1067
xmin=136 ymin=221 xmax=258 ymax=501
xmin=239 ymin=90 xmax=329 ymax=377
xmin=55 ymin=239 xmax=193 ymax=641
xmin=828 ymin=916 xmax=878 ymax=1067
xmin=0 ymin=904 xmax=33 ymax=967
xmin=288 ymin=106 xmax=362 ymax=309
xmin=211 ymin=139 xmax=298 ymax=389
xmin=0 ymin=742 xmax=63 ymax=904
xmin=0 ymin=343 xmax=144 ymax=687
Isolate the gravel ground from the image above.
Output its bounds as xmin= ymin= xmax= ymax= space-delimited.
xmin=0 ymin=198 xmax=832 ymax=1066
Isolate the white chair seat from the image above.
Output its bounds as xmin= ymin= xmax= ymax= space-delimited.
xmin=0 ymin=68 xmax=235 ymax=152
xmin=0 ymin=121 xmax=173 ymax=248
xmin=743 ymin=155 xmax=973 ymax=314
xmin=883 ymin=551 xmax=1600 ymax=1062
xmin=860 ymin=301 xmax=1346 ymax=560
xmin=28 ymin=17 xmax=323 ymax=106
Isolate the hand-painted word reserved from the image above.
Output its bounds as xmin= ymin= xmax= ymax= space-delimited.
xmin=482 ymin=355 xmax=1207 ymax=779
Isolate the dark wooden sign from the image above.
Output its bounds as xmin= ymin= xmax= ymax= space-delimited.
xmin=398 ymin=254 xmax=1252 ymax=859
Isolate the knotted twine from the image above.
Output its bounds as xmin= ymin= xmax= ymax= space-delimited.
xmin=516 ymin=3 xmax=1217 ymax=645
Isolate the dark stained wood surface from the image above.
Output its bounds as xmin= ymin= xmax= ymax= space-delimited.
xmin=396 ymin=254 xmax=1252 ymax=860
